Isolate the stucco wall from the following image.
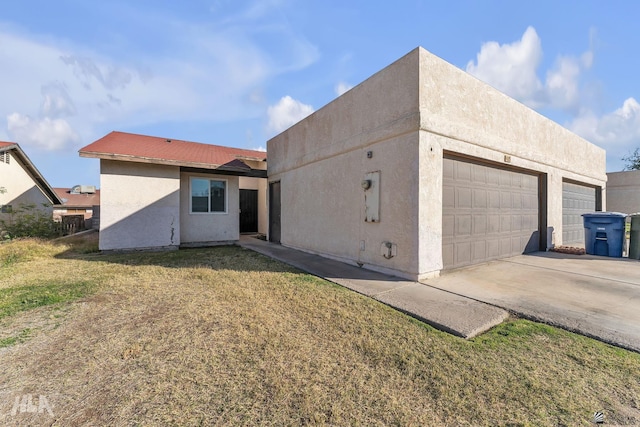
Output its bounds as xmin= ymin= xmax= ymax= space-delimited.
xmin=100 ymin=160 xmax=180 ymax=251
xmin=0 ymin=151 xmax=54 ymax=223
xmin=268 ymin=47 xmax=607 ymax=280
xmin=180 ymin=172 xmax=240 ymax=244
xmin=416 ymin=47 xmax=606 ymax=255
xmin=606 ymin=170 xmax=640 ymax=214
xmin=239 ymin=176 xmax=268 ymax=235
xmin=268 ymin=48 xmax=422 ymax=278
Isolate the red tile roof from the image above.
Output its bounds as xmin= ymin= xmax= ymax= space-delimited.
xmin=79 ymin=131 xmax=266 ymax=171
xmin=0 ymin=141 xmax=17 ymax=148
xmin=54 ymin=188 xmax=101 ymax=208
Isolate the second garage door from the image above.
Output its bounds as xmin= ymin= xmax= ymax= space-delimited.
xmin=562 ymin=181 xmax=596 ymax=246
xmin=442 ymin=156 xmax=541 ymax=270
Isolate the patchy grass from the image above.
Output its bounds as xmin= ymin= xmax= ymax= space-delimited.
xmin=0 ymin=281 xmax=95 ymax=319
xmin=0 ymin=328 xmax=31 ymax=348
xmin=0 ymin=238 xmax=638 ymax=426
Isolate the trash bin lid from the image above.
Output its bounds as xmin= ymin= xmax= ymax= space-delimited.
xmin=581 ymin=211 xmax=627 ymax=217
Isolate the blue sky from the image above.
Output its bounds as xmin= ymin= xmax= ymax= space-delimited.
xmin=2 ymin=1 xmax=639 ymax=187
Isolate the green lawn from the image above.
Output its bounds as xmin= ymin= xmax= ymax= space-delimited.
xmin=0 ymin=236 xmax=639 ymax=426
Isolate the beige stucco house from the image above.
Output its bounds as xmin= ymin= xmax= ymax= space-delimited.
xmin=606 ymin=170 xmax=640 ymax=214
xmin=0 ymin=141 xmax=62 ymax=222
xmin=267 ymin=47 xmax=607 ymax=280
xmin=79 ymin=131 xmax=267 ymax=251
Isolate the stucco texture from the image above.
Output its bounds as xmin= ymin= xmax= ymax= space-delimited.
xmin=0 ymin=151 xmax=54 ymax=222
xmin=268 ymin=47 xmax=607 ymax=280
xmin=606 ymin=170 xmax=640 ymax=214
xmin=180 ymin=173 xmax=240 ymax=245
xmin=99 ymin=160 xmax=180 ymax=251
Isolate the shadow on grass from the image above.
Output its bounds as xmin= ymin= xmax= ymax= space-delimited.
xmin=53 ymin=236 xmax=298 ymax=275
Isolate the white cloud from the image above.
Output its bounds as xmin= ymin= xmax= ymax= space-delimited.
xmin=251 ymin=145 xmax=266 ymax=152
xmin=569 ymin=98 xmax=640 ymax=170
xmin=40 ymin=82 xmax=76 ymax=118
xmin=466 ymin=26 xmax=593 ymax=112
xmin=570 ymin=98 xmax=640 ymax=147
xmin=0 ymin=1 xmax=320 ymax=154
xmin=466 ymin=26 xmax=640 ymax=170
xmin=545 ymin=55 xmax=582 ymax=111
xmin=7 ymin=113 xmax=79 ymax=150
xmin=466 ymin=26 xmax=543 ymax=106
xmin=266 ymin=95 xmax=314 ymax=134
xmin=335 ymin=81 xmax=353 ymax=96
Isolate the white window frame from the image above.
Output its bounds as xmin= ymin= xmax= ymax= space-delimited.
xmin=189 ymin=177 xmax=228 ymax=214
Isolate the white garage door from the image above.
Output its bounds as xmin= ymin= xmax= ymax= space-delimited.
xmin=442 ymin=157 xmax=540 ymax=270
xmin=562 ymin=181 xmax=596 ymax=246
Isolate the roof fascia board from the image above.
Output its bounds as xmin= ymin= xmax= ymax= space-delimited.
xmin=4 ymin=144 xmax=63 ymax=205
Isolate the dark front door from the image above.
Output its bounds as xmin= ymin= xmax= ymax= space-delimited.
xmin=269 ymin=181 xmax=281 ymax=243
xmin=239 ymin=189 xmax=258 ymax=233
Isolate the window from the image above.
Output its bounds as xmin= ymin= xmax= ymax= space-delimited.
xmin=1 ymin=205 xmax=12 ymax=213
xmin=191 ymin=178 xmax=227 ymax=213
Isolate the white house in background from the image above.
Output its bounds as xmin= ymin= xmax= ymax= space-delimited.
xmin=267 ymin=47 xmax=607 ymax=280
xmin=79 ymin=131 xmax=267 ymax=251
xmin=606 ymin=170 xmax=640 ymax=214
xmin=0 ymin=141 xmax=62 ymax=221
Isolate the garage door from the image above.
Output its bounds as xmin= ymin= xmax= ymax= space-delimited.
xmin=562 ymin=181 xmax=596 ymax=246
xmin=443 ymin=157 xmax=540 ymax=270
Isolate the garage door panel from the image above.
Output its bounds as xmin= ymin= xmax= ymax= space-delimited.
xmin=443 ymin=185 xmax=455 ymax=208
xmin=456 ymin=242 xmax=471 ymax=265
xmin=473 ymin=189 xmax=487 ymax=208
xmin=562 ymin=181 xmax=596 ymax=246
xmin=443 ymin=157 xmax=540 ymax=270
xmin=487 ymin=169 xmax=500 ymax=185
xmin=489 ymin=190 xmax=500 ymax=208
xmin=488 ymin=215 xmax=500 ymax=233
xmin=473 ymin=215 xmax=487 ymax=234
xmin=500 ymin=215 xmax=510 ymax=232
xmin=487 ymin=240 xmax=500 ymax=257
xmin=456 ymin=215 xmax=471 ymax=235
xmin=457 ymin=162 xmax=472 ymax=181
xmin=442 ymin=243 xmax=454 ymax=267
xmin=442 ymin=214 xmax=454 ymax=235
xmin=472 ymin=241 xmax=486 ymax=261
xmin=458 ymin=187 xmax=472 ymax=208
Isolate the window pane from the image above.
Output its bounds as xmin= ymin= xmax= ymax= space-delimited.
xmin=191 ymin=178 xmax=209 ymax=212
xmin=210 ymin=180 xmax=226 ymax=212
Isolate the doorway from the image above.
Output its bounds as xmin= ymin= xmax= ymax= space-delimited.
xmin=269 ymin=181 xmax=281 ymax=243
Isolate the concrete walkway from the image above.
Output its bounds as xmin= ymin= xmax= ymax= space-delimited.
xmin=238 ymin=236 xmax=508 ymax=339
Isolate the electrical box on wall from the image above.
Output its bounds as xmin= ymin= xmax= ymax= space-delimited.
xmin=363 ymin=171 xmax=380 ymax=222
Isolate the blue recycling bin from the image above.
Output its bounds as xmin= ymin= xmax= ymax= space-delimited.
xmin=582 ymin=212 xmax=627 ymax=257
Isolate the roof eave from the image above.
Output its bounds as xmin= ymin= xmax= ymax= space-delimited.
xmin=5 ymin=145 xmax=63 ymax=205
xmin=80 ymin=151 xmax=265 ymax=175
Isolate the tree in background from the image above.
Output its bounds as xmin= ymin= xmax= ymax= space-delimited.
xmin=622 ymin=148 xmax=640 ymax=171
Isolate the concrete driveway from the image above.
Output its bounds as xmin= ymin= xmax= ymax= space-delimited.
xmin=423 ymin=252 xmax=640 ymax=352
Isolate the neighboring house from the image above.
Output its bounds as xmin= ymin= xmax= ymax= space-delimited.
xmin=53 ymin=186 xmax=101 ymax=220
xmin=0 ymin=141 xmax=62 ymax=221
xmin=53 ymin=186 xmax=101 ymax=232
xmin=79 ymin=131 xmax=267 ymax=251
xmin=267 ymin=47 xmax=607 ymax=280
xmin=606 ymin=170 xmax=640 ymax=214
